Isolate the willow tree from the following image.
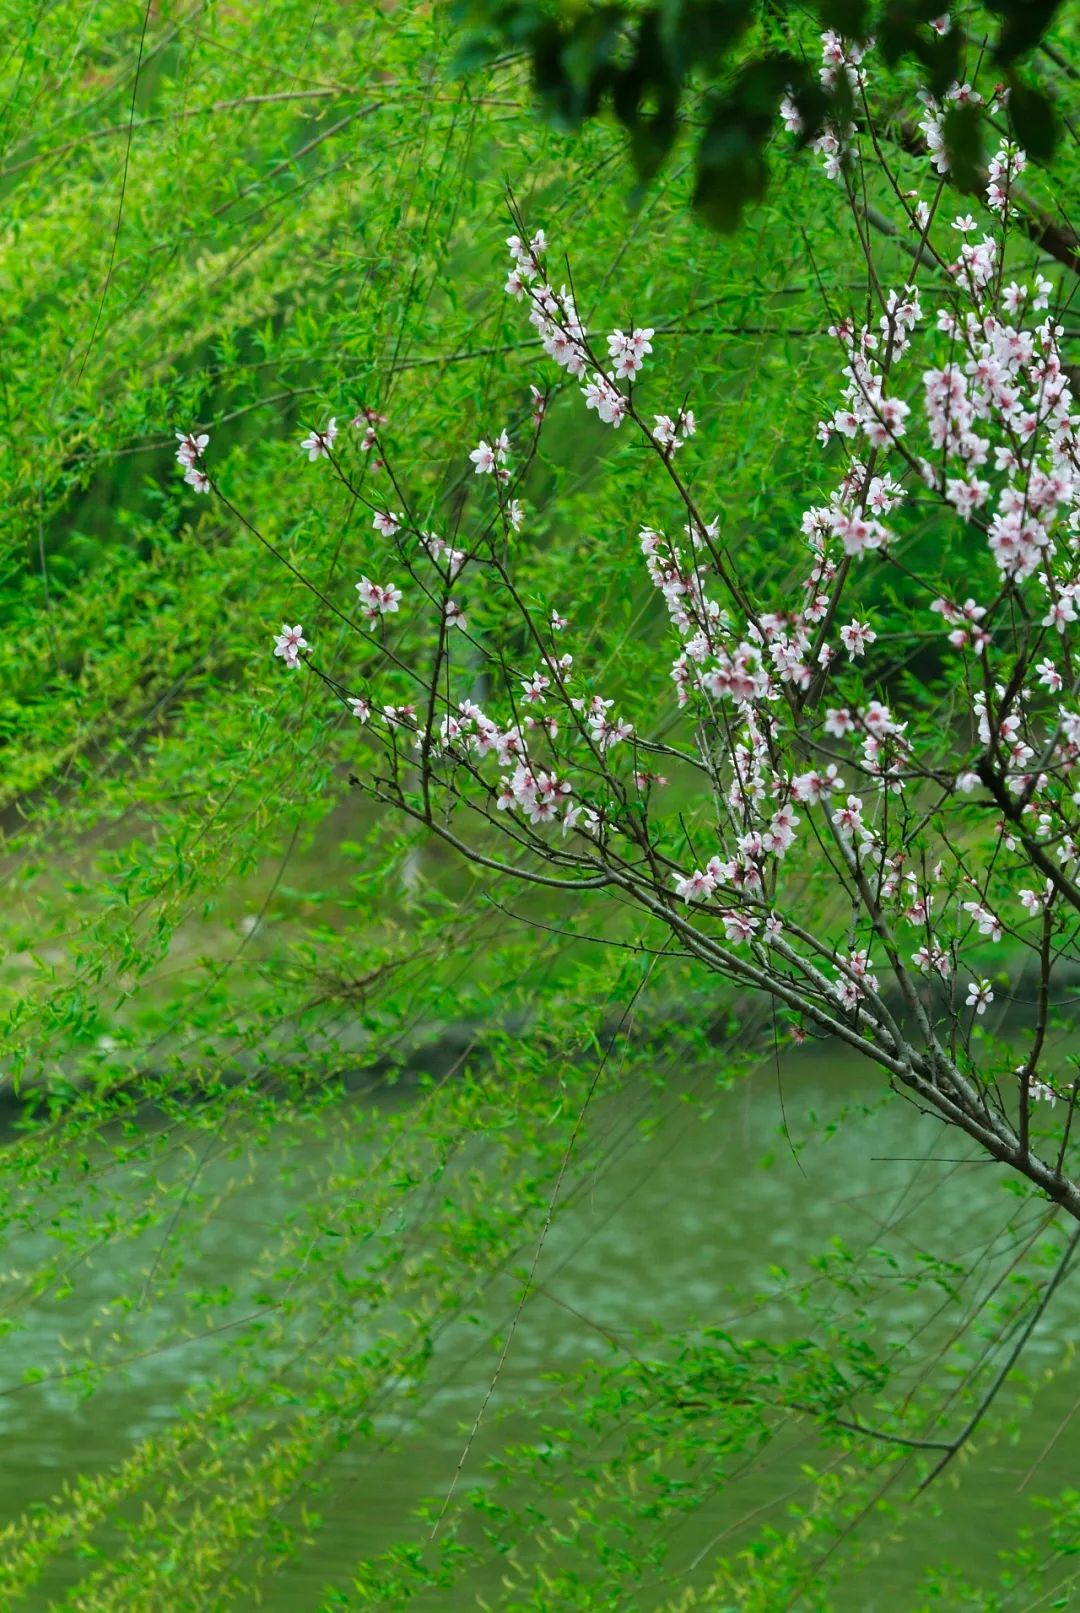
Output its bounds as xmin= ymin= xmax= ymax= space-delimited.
xmin=2 ymin=2 xmax=1080 ymax=1610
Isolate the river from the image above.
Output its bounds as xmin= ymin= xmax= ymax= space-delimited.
xmin=0 ymin=1043 xmax=1076 ymax=1610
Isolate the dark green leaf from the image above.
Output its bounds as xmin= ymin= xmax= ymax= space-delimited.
xmin=942 ymin=99 xmax=985 ymax=193
xmin=817 ymin=0 xmax=870 ymax=39
xmin=450 ymin=32 xmax=502 ymax=76
xmin=993 ymin=0 xmax=1064 ymax=65
xmin=629 ymin=99 xmax=679 ymax=180
xmin=1008 ymin=76 xmax=1057 ymax=161
xmin=693 ymin=129 xmax=768 ymax=232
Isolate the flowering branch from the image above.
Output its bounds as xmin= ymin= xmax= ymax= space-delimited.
xmin=174 ymin=26 xmax=1080 ymax=1224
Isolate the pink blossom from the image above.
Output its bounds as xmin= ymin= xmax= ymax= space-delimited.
xmin=356 ymin=577 xmax=403 ymax=618
xmin=792 ymin=766 xmax=844 ymax=803
xmin=301 ymin=418 xmax=338 ymax=461
xmin=1028 ymin=1076 xmax=1058 ymax=1106
xmin=351 ymin=406 xmax=387 ymax=432
xmin=675 ymin=869 xmax=717 ymax=903
xmin=840 ymin=619 xmax=877 ymax=658
xmin=470 ymin=432 xmax=508 ymax=475
xmin=835 ymin=948 xmax=879 ymax=1006
xmin=1043 ymin=591 xmax=1078 ymax=634
xmin=607 ymin=327 xmax=654 ymax=380
xmin=825 ymin=708 xmax=855 ymax=738
xmin=506 ymin=228 xmax=546 ymax=274
xmin=653 ymin=410 xmax=696 ymax=453
xmin=832 ymin=512 xmax=887 ymax=557
xmin=175 ymin=430 xmax=209 ymax=468
xmin=913 ymin=945 xmax=951 ymax=977
xmin=587 ymin=706 xmax=633 ymax=751
xmin=965 ymin=979 xmax=994 ymax=1015
xmin=582 ymin=374 xmax=627 ymax=428
xmin=563 ymin=802 xmax=598 ymax=837
xmin=383 ymin=704 xmax=416 ymax=727
xmin=420 ymin=533 xmax=465 ymax=577
xmin=520 ymin=671 xmax=550 ymax=703
xmin=273 ymin=624 xmax=308 ymax=668
xmin=962 ymin=901 xmax=1003 ymax=943
xmin=721 ymin=911 xmax=759 ymax=944
xmin=832 ymin=795 xmax=865 ymax=838
xmin=545 ymin=326 xmax=587 ymax=377
xmin=469 ymin=440 xmax=496 ymax=475
xmin=779 ymin=95 xmax=803 ymax=135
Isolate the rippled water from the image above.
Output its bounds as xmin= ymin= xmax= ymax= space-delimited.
xmin=1 ymin=1045 xmax=1076 ymax=1609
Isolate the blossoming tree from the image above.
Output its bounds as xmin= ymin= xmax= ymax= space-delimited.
xmin=185 ymin=27 xmax=1080 ymax=1221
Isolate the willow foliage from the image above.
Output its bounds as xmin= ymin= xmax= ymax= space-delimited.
xmin=1 ymin=2 xmax=1079 ymax=1609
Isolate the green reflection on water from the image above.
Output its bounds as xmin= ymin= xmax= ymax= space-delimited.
xmin=1 ymin=1047 xmax=1075 ymax=1610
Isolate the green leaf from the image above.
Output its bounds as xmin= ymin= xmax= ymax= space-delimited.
xmin=942 ymin=99 xmax=986 ymax=192
xmin=816 ymin=0 xmax=870 ymax=38
xmin=992 ymin=0 xmax=1065 ymax=66
xmin=628 ymin=99 xmax=679 ymax=181
xmin=450 ymin=32 xmax=502 ymax=75
xmin=1008 ymin=76 xmax=1057 ymax=161
xmin=693 ymin=124 xmax=768 ymax=233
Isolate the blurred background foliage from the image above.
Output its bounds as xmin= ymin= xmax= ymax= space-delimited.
xmin=2 ymin=1 xmax=1080 ymax=1608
